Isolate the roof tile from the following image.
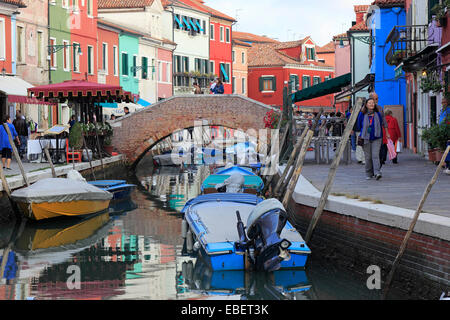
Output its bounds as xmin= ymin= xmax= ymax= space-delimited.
xmin=0 ymin=0 xmax=26 ymax=7
xmin=371 ymin=0 xmax=405 ymax=8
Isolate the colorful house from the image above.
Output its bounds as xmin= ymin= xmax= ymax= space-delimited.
xmin=70 ymin=0 xmax=98 ymax=83
xmin=384 ymin=0 xmax=446 ymax=154
xmin=232 ymin=38 xmax=251 ymax=96
xmin=367 ymin=0 xmax=407 ymax=136
xmin=48 ymin=0 xmax=72 ymax=84
xmin=247 ymin=36 xmax=335 ymax=111
xmin=97 ymin=19 xmax=120 ymax=86
xmin=119 ymin=28 xmax=141 ymax=97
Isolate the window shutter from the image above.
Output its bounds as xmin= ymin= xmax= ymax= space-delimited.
xmin=272 ymin=77 xmax=276 ymax=91
xmin=259 ymin=77 xmax=264 ymax=91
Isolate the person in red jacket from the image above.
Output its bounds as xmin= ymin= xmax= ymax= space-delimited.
xmin=384 ymin=109 xmax=401 ymax=164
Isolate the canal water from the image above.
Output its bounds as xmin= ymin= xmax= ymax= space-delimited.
xmin=0 ymin=160 xmax=411 ymax=300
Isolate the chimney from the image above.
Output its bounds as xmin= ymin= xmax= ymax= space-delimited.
xmin=354 ymin=5 xmax=369 ymax=24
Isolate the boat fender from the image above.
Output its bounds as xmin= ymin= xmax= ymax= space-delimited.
xmin=193 ymin=241 xmax=201 ymax=251
xmin=181 ymin=219 xmax=188 ymax=239
xmin=186 ymin=229 xmax=193 ymax=253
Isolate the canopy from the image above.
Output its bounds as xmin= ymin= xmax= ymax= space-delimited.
xmin=292 ymin=73 xmax=351 ymax=103
xmin=27 ymin=80 xmax=131 ymax=102
xmin=0 ymin=75 xmax=56 ymax=105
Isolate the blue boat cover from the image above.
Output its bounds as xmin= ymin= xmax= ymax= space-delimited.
xmin=88 ymin=180 xmax=126 ymax=188
xmin=181 ymin=193 xmax=264 ymax=214
xmin=201 ymin=174 xmax=264 ymax=192
xmin=214 ymin=166 xmax=255 ymax=176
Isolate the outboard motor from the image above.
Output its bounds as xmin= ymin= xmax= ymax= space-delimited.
xmin=239 ymin=199 xmax=292 ymax=272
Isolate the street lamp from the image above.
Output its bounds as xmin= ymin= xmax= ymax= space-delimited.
xmin=47 ymin=43 xmax=82 ymax=56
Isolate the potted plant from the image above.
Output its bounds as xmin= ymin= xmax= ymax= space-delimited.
xmin=432 ymin=0 xmax=449 ymax=27
xmin=69 ymin=122 xmax=83 ymax=151
xmin=422 ymin=120 xmax=450 ymax=163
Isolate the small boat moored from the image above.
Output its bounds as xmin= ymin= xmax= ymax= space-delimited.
xmin=11 ymin=176 xmax=113 ymax=221
xmin=87 ymin=180 xmax=136 ymax=199
xmin=181 ymin=193 xmax=310 ymax=272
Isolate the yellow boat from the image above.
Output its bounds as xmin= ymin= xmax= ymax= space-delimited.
xmin=11 ymin=178 xmax=113 ymax=221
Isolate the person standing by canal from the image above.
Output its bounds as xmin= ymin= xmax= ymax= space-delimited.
xmin=193 ymin=82 xmax=203 ymax=94
xmin=13 ymin=111 xmax=28 ymax=160
xmin=1 ymin=115 xmax=20 ymax=170
xmin=384 ymin=109 xmax=401 ymax=164
xmin=357 ymin=98 xmax=387 ymax=180
xmin=212 ymin=79 xmax=224 ymax=94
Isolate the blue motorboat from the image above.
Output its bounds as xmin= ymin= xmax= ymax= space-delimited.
xmin=181 ymin=193 xmax=311 ymax=272
xmin=88 ymin=180 xmax=136 ymax=200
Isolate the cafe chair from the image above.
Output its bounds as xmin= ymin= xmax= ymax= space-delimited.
xmin=66 ymin=138 xmax=82 ymax=164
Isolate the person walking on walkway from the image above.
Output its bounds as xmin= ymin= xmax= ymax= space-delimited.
xmin=357 ymin=98 xmax=388 ymax=180
xmin=1 ymin=115 xmax=20 ymax=170
xmin=12 ymin=111 xmax=28 ymax=160
xmin=384 ymin=109 xmax=401 ymax=164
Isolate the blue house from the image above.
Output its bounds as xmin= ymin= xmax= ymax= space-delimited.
xmin=367 ymin=0 xmax=407 ymax=138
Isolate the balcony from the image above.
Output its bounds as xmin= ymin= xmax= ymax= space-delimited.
xmin=385 ymin=25 xmax=440 ymax=72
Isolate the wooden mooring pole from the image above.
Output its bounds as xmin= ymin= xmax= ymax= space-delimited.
xmin=44 ymin=147 xmax=57 ymax=178
xmin=282 ymin=129 xmax=314 ymax=208
xmin=383 ymin=145 xmax=450 ymax=298
xmin=304 ymin=97 xmax=364 ymax=243
xmin=3 ymin=124 xmax=29 ymax=187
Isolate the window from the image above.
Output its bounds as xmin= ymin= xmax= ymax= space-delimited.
xmin=302 ymin=76 xmax=311 ymax=89
xmin=113 ymin=46 xmax=118 ymax=75
xmin=210 ymin=24 xmax=214 ymax=40
xmin=242 ymin=78 xmax=246 ymax=94
xmin=166 ymin=62 xmax=171 ymax=82
xmin=87 ymin=46 xmax=94 ymax=74
xmin=122 ymin=52 xmax=129 ymax=76
xmin=17 ymin=26 xmax=24 ymax=63
xmin=241 ymin=52 xmax=245 ymax=64
xmin=259 ymin=76 xmax=276 ymax=92
xmin=87 ymin=0 xmax=93 ymax=16
xmin=183 ymin=56 xmax=189 ymax=72
xmin=62 ymin=0 xmax=69 ymax=9
xmin=102 ymin=43 xmax=108 ymax=73
xmin=142 ymin=56 xmax=148 ymax=79
xmin=313 ymin=76 xmax=321 ymax=85
xmin=232 ymin=77 xmax=236 ymax=93
xmin=49 ymin=37 xmax=56 ymax=68
xmin=219 ymin=62 xmax=230 ymax=83
xmin=232 ymin=50 xmax=235 ymax=62
xmin=289 ymin=74 xmax=299 ymax=92
xmin=63 ymin=40 xmax=70 ymax=71
xmin=158 ymin=61 xmax=162 ymax=81
xmin=226 ymin=28 xmax=230 ymax=43
xmin=73 ymin=42 xmax=80 ymax=72
xmin=0 ymin=18 xmax=4 ymax=60
xmin=73 ymin=0 xmax=79 ymax=12
xmin=195 ymin=58 xmax=201 ymax=72
xmin=174 ymin=55 xmax=181 ymax=73
xmin=174 ymin=14 xmax=181 ymax=30
xmin=132 ymin=55 xmax=137 ymax=77
xmin=37 ymin=31 xmax=43 ymax=67
xmin=306 ymin=47 xmax=315 ymax=60
xmin=220 ymin=26 xmax=224 ymax=42
xmin=203 ymin=21 xmax=206 ymax=35
xmin=210 ymin=61 xmax=214 ymax=75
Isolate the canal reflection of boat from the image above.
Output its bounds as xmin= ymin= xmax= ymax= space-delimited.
xmin=11 ymin=177 xmax=113 ymax=220
xmin=88 ymin=180 xmax=136 ymax=200
xmin=13 ymin=212 xmax=113 ymax=279
xmin=108 ymin=199 xmax=138 ymax=217
xmin=181 ymin=194 xmax=310 ymax=272
xmin=178 ymin=257 xmax=311 ymax=299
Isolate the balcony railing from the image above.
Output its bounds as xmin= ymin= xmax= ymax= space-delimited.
xmin=385 ymin=25 xmax=439 ymax=66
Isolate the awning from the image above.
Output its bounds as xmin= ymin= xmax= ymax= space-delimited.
xmin=0 ymin=75 xmax=33 ymax=97
xmin=195 ymin=20 xmax=204 ymax=32
xmin=292 ymin=73 xmax=351 ymax=103
xmin=28 ymin=80 xmax=131 ymax=102
xmin=137 ymin=98 xmax=151 ymax=107
xmin=174 ymin=16 xmax=183 ymax=28
xmin=100 ymin=102 xmax=144 ymax=118
xmin=182 ymin=17 xmax=191 ymax=30
xmin=333 ymin=73 xmax=375 ymax=102
xmin=220 ymin=64 xmax=229 ymax=82
xmin=189 ymin=18 xmax=198 ymax=31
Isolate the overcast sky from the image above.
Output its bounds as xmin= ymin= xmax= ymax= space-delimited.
xmin=203 ymin=0 xmax=374 ymax=46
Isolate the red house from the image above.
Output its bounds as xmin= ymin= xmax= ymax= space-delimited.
xmin=247 ymin=36 xmax=335 ymax=111
xmin=70 ymin=0 xmax=98 ymax=82
xmin=179 ymin=0 xmax=236 ymax=94
xmin=97 ymin=19 xmax=121 ymax=86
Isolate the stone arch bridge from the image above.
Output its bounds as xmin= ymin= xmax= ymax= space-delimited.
xmin=110 ymin=95 xmax=276 ymax=167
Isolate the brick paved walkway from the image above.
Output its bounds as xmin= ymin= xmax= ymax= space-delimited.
xmin=301 ymin=149 xmax=450 ymax=217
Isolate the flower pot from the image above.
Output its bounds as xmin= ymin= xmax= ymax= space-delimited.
xmin=434 ymin=149 xmax=444 ymax=163
xmin=104 ymin=145 xmax=114 ymax=154
xmin=428 ymin=149 xmax=437 ymax=162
